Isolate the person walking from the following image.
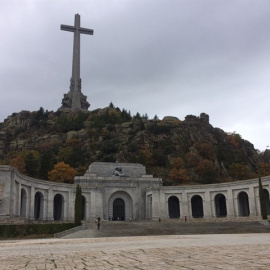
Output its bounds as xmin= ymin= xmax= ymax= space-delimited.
xmin=97 ymin=217 xmax=101 ymax=230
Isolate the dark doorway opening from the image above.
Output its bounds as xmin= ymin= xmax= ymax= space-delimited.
xmin=263 ymin=189 xmax=270 ymax=215
xmin=113 ymin=198 xmax=125 ymax=221
xmin=238 ymin=191 xmax=250 ymax=216
xmin=20 ymin=189 xmax=27 ymax=217
xmin=191 ymin=195 xmax=204 ymax=218
xmin=54 ymin=194 xmax=63 ymax=220
xmin=168 ymin=196 xmax=180 ymax=218
xmin=215 ymin=194 xmax=227 ymax=217
xmin=34 ymin=192 xmax=42 ymax=220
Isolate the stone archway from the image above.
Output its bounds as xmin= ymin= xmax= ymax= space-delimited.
xmin=191 ymin=195 xmax=204 ymax=218
xmin=263 ymin=189 xmax=270 ymax=215
xmin=20 ymin=188 xmax=27 ymax=218
xmin=238 ymin=191 xmax=250 ymax=216
xmin=53 ymin=194 xmax=64 ymax=220
xmin=34 ymin=192 xmax=44 ymax=220
xmin=215 ymin=193 xmax=227 ymax=217
xmin=108 ymin=191 xmax=132 ymax=221
xmin=168 ymin=196 xmax=180 ymax=218
xmin=113 ymin=198 xmax=125 ymax=220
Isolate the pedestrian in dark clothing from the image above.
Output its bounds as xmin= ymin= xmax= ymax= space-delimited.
xmin=97 ymin=221 xmax=100 ymax=230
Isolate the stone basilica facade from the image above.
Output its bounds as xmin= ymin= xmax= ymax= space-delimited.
xmin=0 ymin=162 xmax=270 ymax=222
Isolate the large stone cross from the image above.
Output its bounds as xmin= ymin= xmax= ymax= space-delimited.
xmin=60 ymin=14 xmax=94 ymax=110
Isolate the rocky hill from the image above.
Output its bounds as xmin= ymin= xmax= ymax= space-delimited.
xmin=0 ymin=106 xmax=269 ymax=185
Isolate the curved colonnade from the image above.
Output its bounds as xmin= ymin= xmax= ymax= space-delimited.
xmin=146 ymin=178 xmax=270 ymax=220
xmin=0 ymin=164 xmax=270 ymax=222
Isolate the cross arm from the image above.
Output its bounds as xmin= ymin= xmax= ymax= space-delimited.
xmin=79 ymin=27 xmax=94 ymax=35
xmin=61 ymin=24 xmax=76 ymax=32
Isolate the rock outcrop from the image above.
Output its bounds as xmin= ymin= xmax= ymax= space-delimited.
xmin=0 ymin=108 xmax=268 ymax=183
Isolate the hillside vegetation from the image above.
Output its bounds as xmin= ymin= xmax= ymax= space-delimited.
xmin=0 ymin=105 xmax=269 ymax=185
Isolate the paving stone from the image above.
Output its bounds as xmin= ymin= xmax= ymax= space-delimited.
xmin=1 ymin=234 xmax=270 ymax=269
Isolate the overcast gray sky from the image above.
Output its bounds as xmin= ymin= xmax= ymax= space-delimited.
xmin=0 ymin=0 xmax=269 ymax=151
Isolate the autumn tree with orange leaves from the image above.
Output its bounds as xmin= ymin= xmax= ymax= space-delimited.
xmin=257 ymin=162 xmax=270 ymax=177
xmin=196 ymin=159 xmax=218 ymax=184
xmin=10 ymin=155 xmax=26 ymax=174
xmin=48 ymin=162 xmax=77 ymax=184
xmin=169 ymin=157 xmax=189 ymax=184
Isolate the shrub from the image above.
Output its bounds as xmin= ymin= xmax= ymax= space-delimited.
xmin=0 ymin=223 xmax=76 ymax=239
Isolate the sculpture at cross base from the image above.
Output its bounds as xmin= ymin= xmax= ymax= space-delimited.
xmin=59 ymin=14 xmax=94 ymax=111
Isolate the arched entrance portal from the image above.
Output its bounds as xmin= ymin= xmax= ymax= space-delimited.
xmin=215 ymin=193 xmax=227 ymax=217
xmin=54 ymin=194 xmax=64 ymax=220
xmin=20 ymin=189 xmax=27 ymax=217
xmin=113 ymin=198 xmax=125 ymax=221
xmin=168 ymin=196 xmax=180 ymax=218
xmin=34 ymin=192 xmax=43 ymax=220
xmin=263 ymin=189 xmax=270 ymax=215
xmin=191 ymin=195 xmax=204 ymax=218
xmin=238 ymin=191 xmax=250 ymax=216
xmin=108 ymin=191 xmax=132 ymax=221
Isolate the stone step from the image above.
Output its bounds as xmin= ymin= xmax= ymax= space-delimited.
xmin=62 ymin=220 xmax=270 ymax=239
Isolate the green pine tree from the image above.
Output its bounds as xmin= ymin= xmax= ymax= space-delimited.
xmin=25 ymin=152 xmax=40 ymax=178
xmin=39 ymin=151 xmax=55 ymax=179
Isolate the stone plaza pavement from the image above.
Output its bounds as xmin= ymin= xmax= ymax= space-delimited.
xmin=0 ymin=233 xmax=270 ymax=270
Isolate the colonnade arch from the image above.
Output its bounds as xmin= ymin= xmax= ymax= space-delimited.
xmin=191 ymin=195 xmax=204 ymax=218
xmin=168 ymin=196 xmax=180 ymax=218
xmin=53 ymin=194 xmax=64 ymax=220
xmin=20 ymin=188 xmax=27 ymax=217
xmin=238 ymin=191 xmax=250 ymax=216
xmin=215 ymin=193 xmax=227 ymax=217
xmin=34 ymin=192 xmax=44 ymax=220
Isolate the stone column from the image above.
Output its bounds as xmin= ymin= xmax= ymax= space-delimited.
xmin=249 ymin=186 xmax=257 ymax=216
xmin=68 ymin=189 xmax=74 ymax=221
xmin=43 ymin=189 xmax=48 ymax=220
xmin=9 ymin=170 xmax=15 ymax=217
xmin=226 ymin=188 xmax=235 ymax=217
xmin=233 ymin=191 xmax=240 ymax=217
xmin=210 ymin=194 xmax=216 ymax=218
xmin=47 ymin=189 xmax=54 ymax=220
xmin=181 ymin=191 xmax=189 ymax=218
xmin=90 ymin=189 xmax=96 ymax=219
xmin=95 ymin=189 xmax=103 ymax=219
xmin=151 ymin=190 xmax=161 ymax=220
xmin=85 ymin=192 xmax=90 ymax=220
xmin=17 ymin=181 xmax=21 ymax=217
xmin=29 ymin=185 xmax=35 ymax=220
xmin=203 ymin=191 xmax=212 ymax=218
xmin=159 ymin=191 xmax=167 ymax=219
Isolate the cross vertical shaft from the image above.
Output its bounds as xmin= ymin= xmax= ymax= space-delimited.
xmin=60 ymin=14 xmax=94 ymax=110
xmin=72 ymin=14 xmax=80 ymax=94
